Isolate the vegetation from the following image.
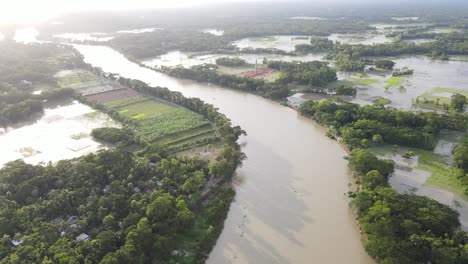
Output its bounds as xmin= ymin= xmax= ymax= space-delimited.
xmin=451 ymin=93 xmax=467 ymax=113
xmin=215 ymin=57 xmax=246 ymax=67
xmin=299 ymin=99 xmax=467 ymax=150
xmin=0 ymin=146 xmax=240 ymax=263
xmin=267 ymin=60 xmax=337 ymax=86
xmin=372 ymin=97 xmax=392 ymax=106
xmin=351 ymin=149 xmax=467 ymax=264
xmin=374 ymin=60 xmax=395 ymax=70
xmin=454 ymin=137 xmax=468 ymax=195
xmin=415 ymin=88 xmax=468 ymax=112
xmin=334 ymin=55 xmax=366 ymax=71
xmin=295 ymin=36 xmax=334 ymax=53
xmin=160 ymin=64 xmax=290 ymax=100
xmin=0 ymin=70 xmax=245 ymax=263
xmin=335 ymin=86 xmax=357 ymax=96
xmin=0 ymin=42 xmax=84 ymax=126
xmin=384 ymin=77 xmax=403 ymax=89
xmin=110 ymin=29 xmax=232 ymax=59
xmin=91 ymin=127 xmax=131 ymax=144
xmin=392 ymin=68 xmax=414 ymax=77
xmin=299 ymin=98 xmax=468 ymax=262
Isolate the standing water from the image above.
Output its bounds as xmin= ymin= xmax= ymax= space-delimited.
xmin=74 ymin=44 xmax=373 ymax=264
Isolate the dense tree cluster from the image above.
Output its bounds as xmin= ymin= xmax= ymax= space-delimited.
xmin=295 ymin=36 xmax=334 ymax=53
xmin=1 ymin=70 xmax=245 ymax=262
xmin=215 ymin=57 xmax=246 ymax=67
xmin=349 ymin=149 xmax=467 ymax=264
xmin=299 ymin=99 xmax=468 ymax=150
xmin=91 ymin=127 xmax=132 ymax=145
xmin=0 ymin=147 xmax=237 ymax=263
xmin=267 ymin=60 xmax=337 ymax=86
xmin=335 ymin=86 xmax=357 ymax=96
xmin=159 ymin=64 xmax=290 ymax=100
xmin=374 ymin=60 xmax=395 ymax=70
xmin=454 ymin=137 xmax=468 ymax=195
xmin=334 ymin=54 xmax=366 ymax=71
xmin=110 ymin=30 xmax=233 ymax=59
xmin=451 ymin=94 xmax=467 ymax=113
xmin=0 ymin=43 xmax=83 ymax=126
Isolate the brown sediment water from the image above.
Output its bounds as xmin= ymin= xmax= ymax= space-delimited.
xmin=74 ymin=44 xmax=374 ymax=264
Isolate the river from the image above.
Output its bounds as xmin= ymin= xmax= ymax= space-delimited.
xmin=74 ymin=45 xmax=373 ymax=264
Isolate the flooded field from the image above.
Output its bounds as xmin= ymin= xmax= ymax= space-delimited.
xmin=55 ymin=32 xmax=115 ymax=42
xmin=370 ymin=145 xmax=468 ymax=231
xmin=0 ymin=101 xmax=117 ymax=168
xmin=289 ymin=16 xmax=327 ymax=20
xmin=345 ymin=56 xmax=468 ymax=110
xmin=202 ymin=29 xmax=224 ymax=36
xmin=232 ymin=35 xmax=312 ymax=52
xmin=402 ymin=38 xmax=435 ymax=44
xmin=328 ymin=33 xmax=392 ymax=45
xmin=14 ymin=27 xmax=40 ymax=43
xmin=143 ymin=50 xmax=325 ymax=68
xmin=55 ymin=28 xmax=163 ymax=42
xmin=116 ymin=28 xmax=161 ymax=34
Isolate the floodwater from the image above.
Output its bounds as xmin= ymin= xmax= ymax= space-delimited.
xmin=347 ymin=56 xmax=468 ymax=110
xmin=373 ymin=147 xmax=468 ymax=231
xmin=328 ymin=33 xmax=391 ymax=45
xmin=55 ymin=28 xmax=162 ymax=42
xmin=14 ymin=27 xmax=40 ymax=43
xmin=0 ymin=101 xmax=116 ymax=168
xmin=202 ymin=29 xmax=224 ymax=36
xmin=116 ymin=28 xmax=161 ymax=34
xmin=55 ymin=32 xmax=115 ymax=42
xmin=232 ymin=35 xmax=312 ymax=52
xmin=402 ymin=39 xmax=435 ymax=44
xmin=143 ymin=50 xmax=325 ymax=68
xmin=289 ymin=16 xmax=327 ymax=20
xmin=74 ymin=44 xmax=373 ymax=264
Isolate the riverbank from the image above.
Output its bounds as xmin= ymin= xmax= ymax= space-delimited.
xmin=75 ymin=44 xmax=374 ymax=263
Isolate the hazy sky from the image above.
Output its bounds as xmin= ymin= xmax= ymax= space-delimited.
xmin=1 ymin=0 xmax=465 ymax=24
xmin=0 ymin=0 xmax=253 ymax=23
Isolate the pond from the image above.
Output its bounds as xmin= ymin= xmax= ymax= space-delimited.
xmin=232 ymin=35 xmax=312 ymax=52
xmin=328 ymin=33 xmax=392 ymax=45
xmin=0 ymin=101 xmax=117 ymax=168
xmin=143 ymin=50 xmax=325 ymax=68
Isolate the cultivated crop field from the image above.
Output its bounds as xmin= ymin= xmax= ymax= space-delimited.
xmin=106 ymin=97 xmax=217 ymax=150
xmin=84 ymin=88 xmax=139 ymax=104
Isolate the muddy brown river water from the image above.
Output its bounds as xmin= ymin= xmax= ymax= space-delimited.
xmin=74 ymin=45 xmax=373 ymax=264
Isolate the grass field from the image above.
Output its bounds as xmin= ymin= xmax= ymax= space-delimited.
xmin=369 ymin=144 xmax=468 ymax=200
xmin=384 ymin=77 xmax=403 ymax=89
xmin=106 ymin=97 xmax=217 ymax=150
xmin=414 ymin=87 xmax=468 ymax=110
xmin=56 ymin=71 xmax=102 ymax=89
xmin=372 ymin=97 xmax=392 ymax=106
xmin=347 ymin=77 xmax=379 ymax=86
